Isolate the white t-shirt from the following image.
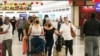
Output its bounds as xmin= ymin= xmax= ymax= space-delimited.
xmin=30 ymin=24 xmax=42 ymax=36
xmin=2 ymin=24 xmax=12 ymax=40
xmin=60 ymin=23 xmax=76 ymax=40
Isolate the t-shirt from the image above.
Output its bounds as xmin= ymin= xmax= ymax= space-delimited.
xmin=10 ymin=19 xmax=16 ymax=27
xmin=44 ymin=27 xmax=55 ymax=41
xmin=18 ymin=19 xmax=24 ymax=29
xmin=23 ymin=22 xmax=30 ymax=35
xmin=60 ymin=23 xmax=76 ymax=40
xmin=2 ymin=24 xmax=12 ymax=40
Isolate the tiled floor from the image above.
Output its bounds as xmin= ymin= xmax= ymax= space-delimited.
xmin=9 ymin=35 xmax=24 ymax=56
xmin=4 ymin=30 xmax=85 ymax=56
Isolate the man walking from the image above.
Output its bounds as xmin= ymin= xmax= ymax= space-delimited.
xmin=83 ymin=12 xmax=100 ymax=56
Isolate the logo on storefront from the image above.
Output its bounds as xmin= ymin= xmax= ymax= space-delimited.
xmin=94 ymin=2 xmax=100 ymax=12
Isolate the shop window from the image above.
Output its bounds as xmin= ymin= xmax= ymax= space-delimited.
xmin=48 ymin=10 xmax=51 ymax=12
xmin=62 ymin=9 xmax=65 ymax=11
xmin=66 ymin=8 xmax=69 ymax=11
xmin=56 ymin=9 xmax=58 ymax=12
xmin=59 ymin=9 xmax=61 ymax=11
xmin=53 ymin=10 xmax=55 ymax=12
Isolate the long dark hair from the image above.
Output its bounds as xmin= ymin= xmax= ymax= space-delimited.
xmin=43 ymin=14 xmax=49 ymax=26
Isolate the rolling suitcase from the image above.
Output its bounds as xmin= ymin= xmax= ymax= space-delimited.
xmin=29 ymin=36 xmax=45 ymax=56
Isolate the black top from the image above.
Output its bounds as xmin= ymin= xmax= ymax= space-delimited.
xmin=57 ymin=22 xmax=63 ymax=31
xmin=83 ymin=19 xmax=100 ymax=36
xmin=10 ymin=19 xmax=17 ymax=27
xmin=44 ymin=27 xmax=55 ymax=41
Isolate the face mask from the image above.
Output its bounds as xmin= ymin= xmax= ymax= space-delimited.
xmin=64 ymin=20 xmax=69 ymax=24
xmin=48 ymin=24 xmax=51 ymax=27
xmin=46 ymin=17 xmax=49 ymax=20
xmin=35 ymin=20 xmax=39 ymax=24
xmin=30 ymin=20 xmax=33 ymax=23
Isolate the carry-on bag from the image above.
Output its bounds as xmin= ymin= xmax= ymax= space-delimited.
xmin=29 ymin=36 xmax=45 ymax=56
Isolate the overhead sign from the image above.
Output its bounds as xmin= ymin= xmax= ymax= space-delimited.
xmin=94 ymin=2 xmax=100 ymax=12
xmin=19 ymin=14 xmax=27 ymax=20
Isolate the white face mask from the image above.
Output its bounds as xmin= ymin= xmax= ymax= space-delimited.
xmin=46 ymin=17 xmax=49 ymax=20
xmin=64 ymin=20 xmax=69 ymax=24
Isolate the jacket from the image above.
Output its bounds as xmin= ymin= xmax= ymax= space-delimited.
xmin=83 ymin=18 xmax=100 ymax=36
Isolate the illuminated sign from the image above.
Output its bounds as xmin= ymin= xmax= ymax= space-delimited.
xmin=94 ymin=2 xmax=100 ymax=12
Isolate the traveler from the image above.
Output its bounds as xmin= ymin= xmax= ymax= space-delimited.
xmin=83 ymin=12 xmax=100 ymax=56
xmin=60 ymin=17 xmax=76 ymax=56
xmin=0 ymin=17 xmax=13 ymax=56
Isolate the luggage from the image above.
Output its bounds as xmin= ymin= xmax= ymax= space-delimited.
xmin=29 ymin=36 xmax=45 ymax=56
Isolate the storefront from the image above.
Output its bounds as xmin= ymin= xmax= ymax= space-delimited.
xmin=0 ymin=1 xmax=73 ymax=21
xmin=78 ymin=0 xmax=100 ymax=27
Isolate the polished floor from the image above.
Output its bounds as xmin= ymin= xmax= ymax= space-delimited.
xmin=3 ymin=30 xmax=85 ymax=56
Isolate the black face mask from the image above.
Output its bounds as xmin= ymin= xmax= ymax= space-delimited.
xmin=48 ymin=24 xmax=51 ymax=27
xmin=35 ymin=20 xmax=39 ymax=24
xmin=30 ymin=20 xmax=33 ymax=23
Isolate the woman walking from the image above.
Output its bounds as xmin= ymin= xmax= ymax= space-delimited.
xmin=44 ymin=22 xmax=60 ymax=56
xmin=28 ymin=19 xmax=45 ymax=56
xmin=60 ymin=17 xmax=76 ymax=56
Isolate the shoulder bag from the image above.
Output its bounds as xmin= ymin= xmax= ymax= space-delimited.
xmin=70 ymin=24 xmax=76 ymax=38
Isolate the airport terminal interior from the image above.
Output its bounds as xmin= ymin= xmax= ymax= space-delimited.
xmin=0 ymin=0 xmax=100 ymax=56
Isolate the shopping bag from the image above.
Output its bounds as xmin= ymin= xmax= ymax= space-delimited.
xmin=22 ymin=37 xmax=27 ymax=55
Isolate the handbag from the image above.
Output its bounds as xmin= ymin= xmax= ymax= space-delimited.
xmin=70 ymin=24 xmax=76 ymax=38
